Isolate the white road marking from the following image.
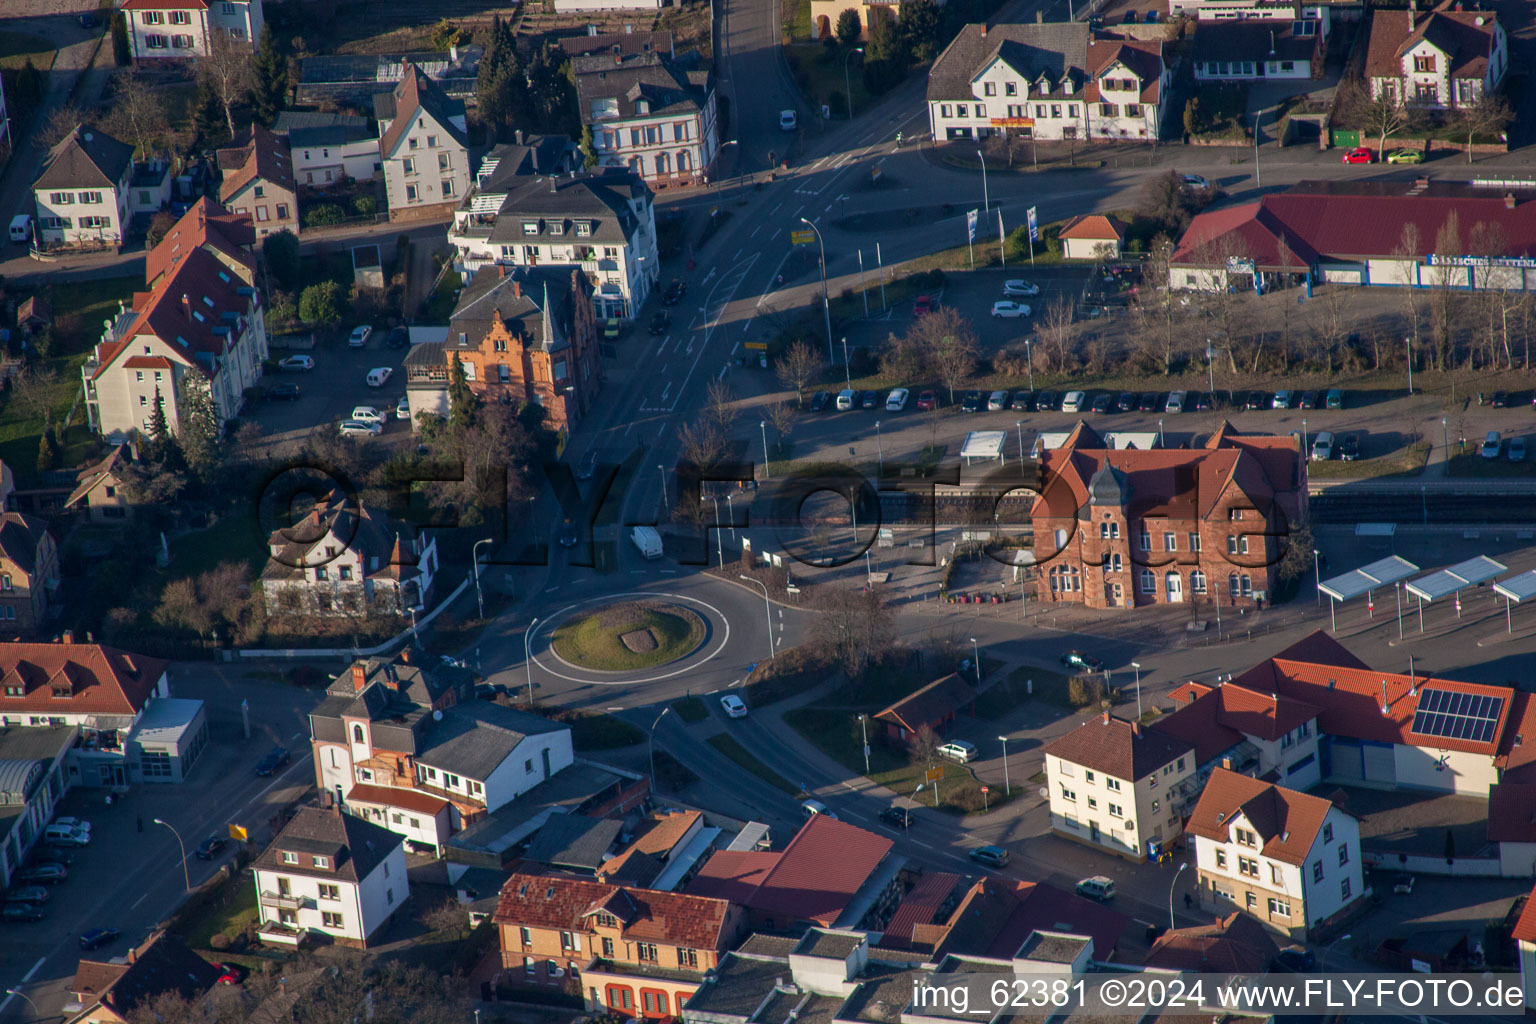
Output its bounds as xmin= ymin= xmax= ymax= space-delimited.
xmin=792 ymin=204 xmax=804 ymax=218
xmin=707 ymin=688 xmax=720 ymax=694
xmin=607 ymin=706 xmax=623 ymax=711
xmin=290 ymin=731 xmax=302 ymax=740
xmin=913 ymin=840 xmax=936 ymax=850
xmin=0 ymin=957 xmax=46 ymax=1013
xmin=750 ymin=224 xmax=761 ymax=237
xmin=771 ymin=229 xmax=781 ymax=240
xmin=731 ymin=341 xmax=740 ymax=354
xmin=716 ymin=363 xmax=729 ymax=380
xmin=544 ymin=586 xmax=558 ymax=592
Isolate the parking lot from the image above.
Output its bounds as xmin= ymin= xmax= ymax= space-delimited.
xmin=255 ymin=329 xmax=413 ymax=448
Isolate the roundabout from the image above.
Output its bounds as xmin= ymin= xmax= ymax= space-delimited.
xmin=530 ymin=591 xmax=735 ymax=686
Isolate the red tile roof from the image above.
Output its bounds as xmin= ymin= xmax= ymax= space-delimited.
xmin=1044 ymin=713 xmax=1193 ymax=782
xmin=1143 ymin=912 xmax=1280 ymax=972
xmin=380 ymin=65 xmax=468 ymax=158
xmin=1087 ymin=39 xmax=1164 ymax=103
xmin=0 ymin=642 xmax=166 ymax=715
xmin=145 ymin=198 xmax=255 ymax=288
xmin=627 ymin=809 xmax=701 ymax=858
xmin=1057 ymin=214 xmax=1127 ymax=242
xmin=936 ymin=878 xmax=1131 ymax=961
xmin=120 ymin=0 xmax=208 ymax=7
xmin=218 ymin=125 xmax=294 ymax=202
xmin=874 ymin=673 xmax=975 ymax=735
xmin=343 ymin=783 xmax=451 ymax=817
xmin=1512 ymin=891 xmax=1536 ymax=944
xmin=689 ymin=816 xmax=893 ymax=927
xmin=493 ymin=873 xmax=735 ymax=951
xmin=1153 ymin=682 xmax=1320 ymax=764
xmin=881 ymin=871 xmax=962 ymax=950
xmin=686 ymin=851 xmax=779 ymax=904
xmin=1487 ymin=782 xmax=1536 ymax=843
xmin=1497 ymin=692 xmax=1536 ymax=781
xmin=122 ymin=356 xmax=174 ymax=370
xmin=1365 ymin=0 xmax=1500 ymax=83
xmin=1186 ymin=767 xmax=1343 ymax=866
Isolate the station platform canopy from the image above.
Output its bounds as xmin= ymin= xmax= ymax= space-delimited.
xmin=1406 ymin=555 xmax=1508 ymax=603
xmin=960 ymin=431 xmax=1007 ymax=463
xmin=1319 ymin=555 xmax=1419 ymax=603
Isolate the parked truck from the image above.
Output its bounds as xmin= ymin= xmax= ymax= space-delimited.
xmin=631 ymin=526 xmax=663 ymax=559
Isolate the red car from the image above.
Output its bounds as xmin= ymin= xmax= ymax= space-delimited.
xmin=213 ymin=963 xmax=247 ymax=986
xmin=912 ymin=295 xmax=935 ymax=318
xmin=915 ymin=390 xmax=938 ymax=411
xmin=1341 ymin=147 xmax=1373 ymax=165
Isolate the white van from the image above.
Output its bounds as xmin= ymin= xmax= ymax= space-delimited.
xmin=44 ymin=824 xmax=89 ymax=846
xmin=1310 ymin=431 xmax=1334 ymax=461
xmin=836 ymin=389 xmax=856 ymax=411
xmin=938 ymin=740 xmax=978 ymax=763
xmin=1075 ymin=876 xmax=1116 ymax=901
xmin=9 ymin=215 xmax=32 ymax=243
xmin=802 ymin=799 xmax=837 ymax=820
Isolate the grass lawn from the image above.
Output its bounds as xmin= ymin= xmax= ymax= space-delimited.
xmin=168 ymin=514 xmax=268 ymax=580
xmin=784 ymin=44 xmax=873 ymax=120
xmin=1310 ymin=442 xmax=1430 ymax=479
xmin=654 ymin=750 xmax=699 ymax=790
xmin=742 ymin=645 xmax=833 ymax=706
xmin=706 ymin=734 xmax=800 ymax=795
xmin=0 ymin=30 xmax=56 ymax=71
xmin=973 ymin=667 xmax=1072 ymax=717
xmin=176 ymin=875 xmax=259 ymax=950
xmin=543 ymin=707 xmax=644 ymax=750
xmin=671 ymin=695 xmax=708 ymax=723
xmin=550 ymin=601 xmax=705 ymax=670
xmin=420 ymin=269 xmax=462 ymax=323
xmin=783 ymin=0 xmax=811 ymax=40
xmin=1446 ymin=449 xmax=1536 ymax=477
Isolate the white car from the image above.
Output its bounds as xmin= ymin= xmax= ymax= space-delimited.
xmin=1002 ymin=279 xmax=1040 ymax=297
xmin=1481 ymin=431 xmax=1502 ymax=459
xmin=1183 ymin=173 xmax=1210 ymax=189
xmin=347 ymin=325 xmax=373 ymax=348
xmin=779 ymin=109 xmax=797 ymax=131
xmin=720 ymin=694 xmax=748 ymax=718
xmin=1512 ymin=437 xmax=1528 ymax=462
xmin=885 ymin=388 xmax=909 ymax=411
xmin=987 ymin=390 xmax=1008 ymax=411
xmin=277 ymin=355 xmax=314 ymax=371
xmin=1165 ymin=391 xmax=1187 ymax=413
xmin=366 ymin=367 xmax=393 ymax=387
xmin=351 ymin=406 xmax=386 ymax=425
xmin=339 ymin=419 xmax=382 ymax=437
xmin=396 ymin=395 xmax=412 ymax=420
xmin=53 ymin=817 xmax=91 ymax=834
xmin=991 ymin=301 xmax=1031 ymax=318
xmin=1061 ymin=390 xmax=1087 ymax=413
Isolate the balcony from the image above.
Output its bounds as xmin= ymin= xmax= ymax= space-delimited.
xmin=260 ymin=891 xmax=310 ymax=911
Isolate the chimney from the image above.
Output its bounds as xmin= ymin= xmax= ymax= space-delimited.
xmin=1035 ymin=10 xmax=1043 ymax=21
xmin=512 ymin=280 xmax=522 ymax=298
xmin=625 ymin=22 xmax=633 ymax=33
xmin=516 ymin=128 xmax=525 ymax=146
xmin=1222 ymin=757 xmax=1233 ymax=770
xmin=980 ymin=23 xmax=988 ymax=37
xmin=400 ymin=646 xmax=412 ymax=665
xmin=351 ymin=663 xmax=367 ymax=691
xmin=127 ymin=946 xmax=137 ymax=964
xmin=587 ymin=23 xmax=598 ymax=36
xmin=181 ymin=293 xmax=191 ymax=319
xmin=1131 ymin=720 xmax=1141 ymax=737
xmin=60 ymin=630 xmax=74 ymax=644
xmin=614 ymin=53 xmax=622 ymax=64
xmin=451 ymin=43 xmax=459 ymax=62
xmin=498 ymin=264 xmax=508 ymax=279
xmin=1506 ymin=193 xmax=1517 ymax=210
xmin=1102 ymin=711 xmax=1110 ymax=725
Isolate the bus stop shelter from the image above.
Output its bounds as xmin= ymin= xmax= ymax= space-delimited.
xmin=1493 ymin=570 xmax=1536 ymax=633
xmin=1318 ymin=555 xmax=1419 ymax=632
xmin=1404 ymin=555 xmax=1507 ymax=631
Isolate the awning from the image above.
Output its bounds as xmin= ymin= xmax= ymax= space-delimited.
xmin=960 ymin=431 xmax=1007 ymax=462
xmin=1495 ymin=570 xmax=1536 ymax=604
xmin=1318 ymin=555 xmax=1420 ymax=602
xmin=1406 ymin=555 xmax=1508 ymax=602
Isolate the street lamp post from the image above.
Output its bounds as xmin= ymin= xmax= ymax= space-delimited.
xmin=998 ymin=735 xmax=1011 ymax=795
xmin=1205 ymin=340 xmax=1217 ymax=396
xmin=858 ymin=714 xmax=871 ymax=774
xmin=657 ymin=464 xmax=668 ymax=510
xmin=843 ymin=48 xmax=864 ymax=122
xmin=710 ymin=495 xmax=724 ymax=567
xmin=1405 ymin=336 xmax=1414 ymax=394
xmin=876 ymin=420 xmax=883 ymax=476
xmin=1313 ymin=549 xmax=1321 ymax=606
xmin=760 ymin=420 xmax=771 ymax=478
xmin=975 ymin=148 xmax=990 ymax=214
xmin=908 ymin=783 xmax=924 ymax=826
xmin=1016 ymin=420 xmax=1025 ymax=470
xmin=153 ymin=818 xmax=191 ymax=892
xmin=739 ymin=575 xmax=776 ymax=660
xmin=1131 ymin=661 xmax=1142 ymax=720
xmin=842 ymin=337 xmax=852 ymax=387
xmin=1253 ymin=112 xmax=1262 ymax=189
xmin=726 ymin=492 xmax=736 ymax=542
xmin=1301 ymin=418 xmax=1308 ymax=460
xmin=1158 ymin=418 xmax=1164 ymax=448
xmin=648 ymin=707 xmax=672 ymax=794
xmin=970 ymin=637 xmax=981 ymax=684
xmin=472 ymin=537 xmax=491 ymax=620
xmin=1169 ymin=862 xmax=1189 ymax=931
xmin=1024 ymin=337 xmax=1034 ymax=390
xmin=1441 ymin=417 xmax=1448 ymax=465
xmin=4 ymin=990 xmax=41 ymax=1020
xmin=800 ymin=218 xmax=833 ymax=362
xmin=524 ymin=617 xmax=540 ymax=704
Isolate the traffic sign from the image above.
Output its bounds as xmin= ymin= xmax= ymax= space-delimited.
xmin=791 ymin=229 xmax=816 ymax=246
xmin=981 ymin=786 xmax=989 ymax=793
xmin=228 ymin=823 xmax=248 ymax=841
xmin=926 ymin=766 xmax=944 ymax=782
xmin=744 ymin=341 xmax=767 ymax=350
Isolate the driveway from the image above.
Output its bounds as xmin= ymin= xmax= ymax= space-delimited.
xmin=253 ymin=332 xmax=412 ymax=449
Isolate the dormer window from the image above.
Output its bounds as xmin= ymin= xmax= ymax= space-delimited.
xmin=313 ymin=855 xmax=329 ymax=868
xmin=576 ymin=222 xmax=592 ymax=237
xmin=550 ymin=222 xmax=564 ymax=236
xmin=282 ymin=851 xmax=298 ymax=864
xmin=3 ymin=687 xmax=19 ymax=697
xmin=635 ymin=99 xmax=650 ymax=115
xmin=523 ymin=221 xmax=540 ymax=235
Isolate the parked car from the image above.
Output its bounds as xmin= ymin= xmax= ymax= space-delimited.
xmin=1137 ymin=392 xmax=1160 ymax=412
xmin=43 ymin=825 xmax=88 ymax=847
xmin=385 ymin=326 xmax=409 ymax=349
xmin=916 ymin=390 xmax=937 ymax=411
xmin=276 ymin=355 xmax=314 ymax=372
xmin=6 ymin=887 xmax=49 ymax=905
xmin=662 ymin=279 xmax=687 ymax=306
xmin=1482 ymin=431 xmax=1503 ymax=459
xmin=779 ymin=109 xmax=797 ymax=131
xmin=2 ymin=904 xmax=43 ymax=922
xmin=987 ymin=390 xmax=1009 ymax=411
xmin=961 ymin=390 xmax=986 ymax=412
xmin=1010 ymin=390 xmax=1034 ymax=411
xmin=266 ymin=383 xmax=301 ymax=401
xmin=1117 ymin=392 xmax=1136 ymax=412
xmin=1036 ymin=390 xmax=1059 ymax=411
xmin=648 ymin=311 xmax=670 ymax=335
xmin=1392 ymin=874 xmax=1416 ymax=894
xmin=1060 ymin=650 xmax=1104 ymax=673
xmin=1002 ymin=280 xmax=1040 ymax=297
xmin=1165 ymin=391 xmax=1186 ymax=413
xmin=1182 ymin=173 xmax=1209 ymax=189
xmin=603 ymin=318 xmax=621 ymax=340
xmin=1272 ymin=946 xmax=1317 ymax=972
xmin=1060 ymin=391 xmax=1085 ymax=413
xmin=1387 ymin=148 xmax=1424 ymax=164
xmin=1341 ymin=147 xmax=1374 ymax=164
xmin=1090 ymin=392 xmax=1112 ymax=414
xmin=860 ymin=390 xmax=880 ymax=410
xmin=1512 ymin=437 xmax=1528 ymax=462
xmin=255 ymin=746 xmax=290 ymax=776
xmin=836 ymin=389 xmax=856 ymax=411
xmin=878 ymin=806 xmax=915 ymax=829
xmin=79 ymin=927 xmax=119 ymax=950
xmin=801 ymin=799 xmax=835 ymax=819
xmin=1272 ymin=390 xmax=1292 ymax=409
xmin=339 ymin=420 xmax=382 ymax=437
xmin=720 ymin=694 xmax=749 ymax=719
xmin=1297 ymin=390 xmax=1318 ymax=410
xmin=396 ymin=395 xmax=411 ymax=421
xmin=17 ymin=864 xmax=66 ymax=885
xmin=214 ymin=963 xmax=248 ymax=986
xmin=347 ymin=325 xmax=373 ymax=348
xmin=350 ymin=405 xmax=387 ymax=425
xmin=912 ymin=295 xmax=935 ymax=318
xmin=1338 ymin=433 xmax=1360 ymax=461
xmin=365 ymin=367 xmax=392 ymax=387
xmin=194 ymin=836 xmax=228 ymax=860
xmin=1245 ymin=390 xmax=1268 ymax=410
xmin=810 ymin=391 xmax=831 ymax=412
xmin=991 ymin=301 xmax=1031 ymax=319
xmin=1076 ymin=876 xmax=1116 ymax=901
xmin=1325 ymin=387 xmax=1344 ymax=409
xmin=970 ymin=845 xmax=1009 ymax=867
xmin=1310 ymin=431 xmax=1334 ymax=461
xmin=54 ymin=818 xmax=90 ymax=834
xmin=886 ymin=388 xmax=910 ymax=411
xmin=1193 ymin=391 xmax=1215 ymax=411
xmin=1492 ymin=390 xmax=1509 ymax=408
xmin=557 ymin=516 xmax=580 ymax=548
xmin=938 ymin=740 xmax=978 ymax=763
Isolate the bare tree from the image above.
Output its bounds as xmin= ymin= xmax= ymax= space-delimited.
xmin=677 ymin=418 xmax=726 ymax=473
xmin=1127 ymin=236 xmax=1183 ymax=374
xmin=422 ymin=897 xmax=468 ymax=938
xmin=774 ymin=340 xmax=821 ymax=405
xmin=808 ymin=584 xmax=896 ymax=681
xmin=1310 ymin=285 xmax=1353 ymax=375
xmin=36 ymin=104 xmax=89 ymax=149
xmin=910 ymin=308 xmax=979 ymax=402
xmin=1036 ymin=295 xmax=1076 ymax=372
xmin=879 ymin=330 xmax=925 ymax=383
xmin=704 ymin=377 xmax=737 ymax=434
xmin=1429 ymin=210 xmax=1463 ymax=371
xmin=1452 ymin=94 xmax=1513 ymax=163
xmin=198 ymin=28 xmax=255 ymax=139
xmin=1393 ymin=222 xmax=1423 ymax=358
xmin=103 ymin=66 xmax=170 ymax=157
xmin=1342 ymin=77 xmax=1418 ymax=158
xmin=766 ymin=401 xmax=797 ymax=452
xmin=1468 ymin=220 xmax=1512 ymax=368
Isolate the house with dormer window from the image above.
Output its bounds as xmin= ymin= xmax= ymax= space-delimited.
xmin=1365 ymin=0 xmax=1506 ymax=111
xmin=1086 ymin=38 xmax=1169 ymax=141
xmin=216 ymin=125 xmax=297 ymax=239
xmin=375 ymin=64 xmax=473 ymax=220
xmin=574 ymin=51 xmax=718 ymax=189
xmin=253 ymin=806 xmax=407 ymax=947
xmin=259 ymin=489 xmax=438 ymax=619
xmin=1187 ymin=767 xmax=1364 ymax=939
xmin=32 ymin=126 xmax=134 ymax=248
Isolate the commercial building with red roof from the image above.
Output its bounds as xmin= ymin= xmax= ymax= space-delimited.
xmin=1057 ymin=213 xmax=1127 ymax=260
xmin=687 ymin=815 xmax=900 ymax=931
xmin=1043 ymin=711 xmax=1197 ymax=862
xmin=872 ymin=673 xmax=975 ymax=743
xmin=1186 ymin=767 xmax=1363 ymax=940
xmin=121 ymin=0 xmax=263 ymax=63
xmin=492 ymin=872 xmax=746 ymax=1014
xmin=1155 ymin=678 xmax=1323 ymax=791
xmin=1030 ymin=420 xmax=1304 ymax=610
xmin=1171 ymin=179 xmax=1536 ymax=296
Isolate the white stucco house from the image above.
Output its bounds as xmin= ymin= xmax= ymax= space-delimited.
xmin=1043 ymin=712 xmax=1197 ymax=862
xmin=574 ymin=51 xmax=719 ymax=189
xmin=1188 ymin=767 xmax=1364 ymax=940
xmin=272 ymin=111 xmax=382 ymax=187
xmin=120 ymin=0 xmax=265 ymax=60
xmin=1193 ymin=19 xmax=1327 ymax=82
xmin=1365 ymin=0 xmax=1506 ymax=110
xmin=253 ymin=806 xmax=407 ymax=948
xmin=375 ymin=64 xmax=473 ymax=221
xmin=33 ymin=127 xmax=134 ymax=248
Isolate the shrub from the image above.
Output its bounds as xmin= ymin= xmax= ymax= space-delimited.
xmin=209 ymin=933 xmax=230 ymax=950
xmin=298 ymin=280 xmax=343 ymax=325
xmin=1067 ymin=673 xmax=1105 ymax=708
xmin=353 ymin=194 xmax=377 ymax=217
xmin=146 ymin=210 xmax=176 ymax=248
xmin=303 ymin=204 xmax=347 ymax=228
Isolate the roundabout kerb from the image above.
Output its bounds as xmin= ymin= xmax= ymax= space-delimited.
xmin=531 ymin=591 xmax=734 ymax=685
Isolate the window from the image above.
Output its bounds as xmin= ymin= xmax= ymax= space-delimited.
xmin=141 ymin=750 xmax=172 ymax=777
xmin=1108 ymin=802 xmax=1123 ymax=817
xmin=602 ymin=936 xmax=614 ymax=957
xmin=642 ymin=992 xmax=669 ymax=1015
xmin=1268 ymin=897 xmax=1290 ymax=918
xmin=318 ymin=883 xmax=340 ymax=900
xmin=321 ymin=911 xmax=344 ymax=928
xmin=518 ymin=926 xmax=532 ymax=946
xmin=560 ymin=931 xmax=581 ymax=952
xmin=1164 ymin=532 xmax=1176 ymax=551
xmin=145 ymin=34 xmax=168 ymax=48
xmin=1109 ymin=553 xmax=1123 ymax=572
xmin=50 ymin=193 xmax=72 ymax=205
xmin=1127 ymin=104 xmax=1141 ymax=118
xmin=1189 ymin=532 xmax=1201 ymax=552
xmin=405 ymin=184 xmax=418 ymax=202
xmin=1341 ymin=877 xmax=1352 ymax=899
xmin=1313 ymin=861 xmax=1324 ymax=883
xmin=402 ymin=157 xmax=416 ymax=175
xmin=1084 ymin=771 xmax=1095 ymax=783
xmin=635 ymin=942 xmax=659 ymax=963
xmin=1140 ymin=569 xmax=1155 ymax=594
xmin=1215 ymin=849 xmax=1227 ymax=868
xmin=256 ymin=206 xmax=269 ymax=222
xmin=276 ymin=203 xmax=289 ymax=220
xmin=1323 ymin=822 xmax=1334 ymax=843
xmin=312 ymin=855 xmax=329 ymax=868
xmin=1228 ymin=509 xmax=1243 ymax=521
xmin=984 ymin=82 xmax=996 ymax=96
xmin=1060 ymin=786 xmax=1077 ymax=801
xmin=607 ymin=987 xmax=633 ymax=1010
xmin=674 ymin=122 xmax=690 ymax=141
xmin=525 ymin=957 xmax=537 ymax=975
xmin=941 ymin=104 xmax=952 ymax=117
xmin=439 ymin=152 xmax=452 ymax=171
xmin=957 ymin=104 xmax=968 ymax=117
xmin=80 ymin=191 xmax=102 ymax=204
xmin=1236 ymin=828 xmax=1256 ymax=847
xmin=409 ymin=138 xmax=419 ymax=150
xmin=1338 ymin=845 xmax=1349 ymax=866
xmin=1051 ymin=104 xmax=1062 ymax=118
xmin=1086 ymin=796 xmax=1097 ymax=809
xmin=576 ymin=222 xmax=592 ymax=237
xmin=1414 ymin=55 xmax=1435 ymax=73
xmin=1100 ymin=103 xmax=1118 ymax=117
xmin=1238 ymin=856 xmax=1258 ymax=878
xmin=387 ymin=888 xmax=393 ymax=904
xmin=1270 ymin=864 xmax=1283 ymax=885
xmin=281 ymin=851 xmax=297 ymax=864
xmin=1227 ymin=535 xmax=1249 ymax=555
xmin=1139 ymin=530 xmax=1151 ymax=550
xmin=171 ymin=35 xmax=194 ymax=48
xmin=1245 ymin=892 xmax=1257 ymax=910
xmin=1005 ymin=82 xmax=1017 ymax=96
xmin=677 ymin=947 xmax=699 ymax=968
xmin=1177 ymin=758 xmax=1185 ymax=771
xmin=427 ymin=134 xmax=439 ymax=147
xmin=1105 ymin=778 xmax=1121 ymax=792
xmin=142 ymin=10 xmax=163 ymax=23
xmin=315 ymin=566 xmax=327 ymax=581
xmin=442 ymin=179 xmax=455 ymax=198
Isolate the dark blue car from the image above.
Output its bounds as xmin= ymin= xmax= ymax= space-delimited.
xmin=255 ymin=746 xmax=289 ymax=776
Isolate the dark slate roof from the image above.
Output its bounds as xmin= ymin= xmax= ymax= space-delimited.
xmin=0 ymin=513 xmax=50 ymax=577
xmin=414 ymin=699 xmax=568 ymax=780
xmin=1192 ymin=20 xmax=1319 ymax=64
xmin=523 ymin=814 xmax=623 ymax=870
xmin=254 ymin=806 xmax=402 ymax=883
xmin=558 ymin=30 xmax=673 ymax=59
xmin=74 ymin=933 xmax=221 ymax=1017
xmin=448 ymin=265 xmax=582 ymax=354
xmin=289 ymin=123 xmax=375 ymax=149
xmin=486 ymin=170 xmax=649 ymax=246
xmin=476 ymin=137 xmax=579 ymax=192
xmin=35 ymin=126 xmax=133 ymax=191
xmin=260 ymin=490 xmax=420 ymax=584
xmin=680 ymin=953 xmax=792 ymax=1017
xmin=927 ymin=22 xmax=1090 ymax=103
xmin=339 ymin=647 xmax=475 ymax=709
xmin=573 ymin=51 xmax=711 ymax=124
xmin=273 ymin=110 xmax=369 ymax=133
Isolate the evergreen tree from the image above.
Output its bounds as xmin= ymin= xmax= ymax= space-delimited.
xmin=191 ymin=78 xmax=229 ymax=147
xmin=447 ymin=355 xmax=478 ymax=433
xmin=143 ymin=384 xmax=171 ymax=461
xmin=35 ymin=425 xmax=57 ymax=473
xmin=110 ymin=13 xmax=131 ymax=67
xmin=251 ymin=27 xmax=288 ymax=127
xmin=176 ymin=377 xmax=222 ymax=483
xmin=15 ymin=59 xmax=41 ymax=106
xmin=579 ymin=126 xmax=598 ymax=169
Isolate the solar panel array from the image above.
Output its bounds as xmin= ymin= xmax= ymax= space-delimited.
xmin=1409 ymin=687 xmax=1504 ymax=743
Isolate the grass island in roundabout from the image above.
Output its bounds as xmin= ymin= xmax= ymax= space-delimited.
xmin=549 ymin=600 xmax=707 ymax=671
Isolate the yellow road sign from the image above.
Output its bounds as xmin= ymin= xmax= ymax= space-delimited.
xmin=227 ymin=823 xmax=248 ymax=841
xmin=791 ymin=229 xmax=816 ymax=246
xmin=926 ymin=766 xmax=944 ymax=782
xmin=744 ymin=341 xmax=768 ymax=350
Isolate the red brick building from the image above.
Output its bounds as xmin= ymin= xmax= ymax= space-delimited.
xmin=1030 ymin=421 xmax=1305 ymax=610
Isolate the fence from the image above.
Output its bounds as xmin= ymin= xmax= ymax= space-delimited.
xmin=228 ymin=574 xmax=471 ymax=660
xmin=1364 ymin=849 xmax=1505 ymax=878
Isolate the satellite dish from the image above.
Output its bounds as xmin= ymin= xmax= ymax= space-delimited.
xmin=432 ymin=709 xmax=443 ymax=721
xmin=1037 ymin=786 xmax=1047 ymax=800
xmin=103 ymin=319 xmax=113 ymax=329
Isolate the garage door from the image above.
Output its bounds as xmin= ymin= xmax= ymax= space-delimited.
xmin=1362 ymin=741 xmax=1396 ymax=785
xmin=1326 ymin=737 xmax=1363 ymax=782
